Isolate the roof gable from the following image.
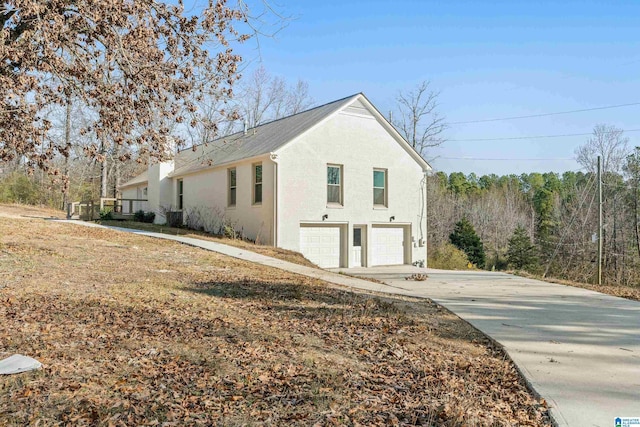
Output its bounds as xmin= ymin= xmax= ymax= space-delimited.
xmin=170 ymin=92 xmax=431 ymax=178
xmin=274 ymin=94 xmax=431 ymax=171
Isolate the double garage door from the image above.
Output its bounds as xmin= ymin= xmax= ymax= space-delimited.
xmin=299 ymin=224 xmax=406 ymax=268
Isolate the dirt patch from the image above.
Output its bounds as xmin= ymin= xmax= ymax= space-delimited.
xmin=0 ymin=214 xmax=549 ymax=426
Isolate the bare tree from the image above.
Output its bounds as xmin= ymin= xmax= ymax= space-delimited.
xmin=237 ymin=66 xmax=314 ymax=128
xmin=575 ymin=124 xmax=629 ymax=175
xmin=394 ymin=81 xmax=447 ymax=159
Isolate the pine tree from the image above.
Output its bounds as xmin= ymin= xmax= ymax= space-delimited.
xmin=506 ymin=225 xmax=538 ymax=270
xmin=449 ymin=218 xmax=486 ymax=268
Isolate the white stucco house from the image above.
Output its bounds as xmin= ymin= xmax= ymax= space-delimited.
xmin=120 ymin=93 xmax=431 ymax=268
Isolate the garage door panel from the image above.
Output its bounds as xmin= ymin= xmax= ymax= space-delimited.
xmin=300 ymin=226 xmax=341 ymax=268
xmin=372 ymin=227 xmax=405 ymax=266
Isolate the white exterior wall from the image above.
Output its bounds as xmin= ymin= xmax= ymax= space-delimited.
xmin=178 ymin=155 xmax=275 ymax=244
xmin=148 ymin=161 xmax=174 ymax=223
xmin=276 ymin=110 xmax=427 ymax=267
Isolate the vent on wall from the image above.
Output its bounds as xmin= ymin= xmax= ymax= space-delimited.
xmin=343 ymin=99 xmax=373 ymax=118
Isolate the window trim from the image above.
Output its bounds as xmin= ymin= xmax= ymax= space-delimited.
xmin=177 ymin=179 xmax=184 ymax=210
xmin=252 ymin=163 xmax=263 ymax=205
xmin=228 ymin=168 xmax=237 ymax=207
xmin=373 ymin=168 xmax=387 ymax=207
xmin=327 ymin=164 xmax=343 ymax=206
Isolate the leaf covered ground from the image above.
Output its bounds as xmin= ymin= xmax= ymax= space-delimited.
xmin=1 ymin=208 xmax=550 ymax=426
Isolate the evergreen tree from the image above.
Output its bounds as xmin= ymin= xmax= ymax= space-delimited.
xmin=449 ymin=218 xmax=486 ymax=268
xmin=506 ymin=225 xmax=538 ymax=270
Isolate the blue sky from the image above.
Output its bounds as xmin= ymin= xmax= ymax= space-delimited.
xmin=232 ymin=0 xmax=640 ymax=175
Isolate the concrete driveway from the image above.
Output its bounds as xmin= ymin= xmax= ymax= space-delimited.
xmin=333 ymin=266 xmax=640 ymax=427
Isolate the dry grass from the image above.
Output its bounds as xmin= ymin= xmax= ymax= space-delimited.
xmin=0 ymin=203 xmax=65 ymax=220
xmin=511 ymin=270 xmax=640 ymax=302
xmin=100 ymin=220 xmax=318 ymax=268
xmin=0 ymin=206 xmax=550 ymax=426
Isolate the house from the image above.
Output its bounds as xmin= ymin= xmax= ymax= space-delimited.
xmin=119 ymin=93 xmax=431 ymax=268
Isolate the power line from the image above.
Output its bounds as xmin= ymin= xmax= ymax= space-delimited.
xmin=449 ymin=102 xmax=640 ymax=125
xmin=439 ymin=156 xmax=574 ymax=161
xmin=448 ymin=128 xmax=640 ymax=142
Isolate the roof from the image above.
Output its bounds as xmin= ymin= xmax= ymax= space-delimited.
xmin=119 ymin=170 xmax=148 ymax=188
xmin=169 ymin=94 xmax=362 ymax=177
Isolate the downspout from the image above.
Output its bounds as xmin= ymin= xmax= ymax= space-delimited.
xmin=270 ymin=152 xmax=279 ymax=246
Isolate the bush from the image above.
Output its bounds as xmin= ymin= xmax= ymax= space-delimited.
xmin=134 ymin=210 xmax=146 ymax=222
xmin=143 ymin=211 xmax=155 ymax=223
xmin=428 ymin=243 xmax=472 ymax=270
xmin=133 ymin=209 xmax=144 ymax=222
xmin=99 ymin=208 xmax=113 ymax=220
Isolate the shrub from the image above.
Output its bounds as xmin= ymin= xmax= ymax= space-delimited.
xmin=143 ymin=211 xmax=156 ymax=223
xmin=99 ymin=208 xmax=113 ymax=220
xmin=428 ymin=243 xmax=471 ymax=270
xmin=134 ymin=210 xmax=146 ymax=222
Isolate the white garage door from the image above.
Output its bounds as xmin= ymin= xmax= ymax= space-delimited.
xmin=371 ymin=227 xmax=405 ymax=266
xmin=299 ymin=226 xmax=341 ymax=268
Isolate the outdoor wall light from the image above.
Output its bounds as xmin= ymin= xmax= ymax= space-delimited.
xmin=322 ymin=214 xmax=329 ymax=221
xmin=390 ymin=216 xmax=395 ymax=222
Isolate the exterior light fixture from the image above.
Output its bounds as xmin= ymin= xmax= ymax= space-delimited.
xmin=322 ymin=214 xmax=328 ymax=221
xmin=390 ymin=216 xmax=395 ymax=222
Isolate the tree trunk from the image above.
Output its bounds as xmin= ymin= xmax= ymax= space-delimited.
xmin=100 ymin=137 xmax=108 ymax=198
xmin=61 ymin=97 xmax=71 ymax=210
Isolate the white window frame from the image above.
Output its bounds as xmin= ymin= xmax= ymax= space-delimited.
xmin=373 ymin=168 xmax=387 ymax=207
xmin=327 ymin=164 xmax=343 ymax=206
xmin=228 ymin=168 xmax=236 ymax=207
xmin=252 ymin=163 xmax=262 ymax=205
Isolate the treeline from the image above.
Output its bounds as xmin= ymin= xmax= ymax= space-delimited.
xmin=428 ymin=153 xmax=640 ymax=286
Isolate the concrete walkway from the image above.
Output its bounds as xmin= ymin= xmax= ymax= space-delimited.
xmin=62 ymin=221 xmax=640 ymax=427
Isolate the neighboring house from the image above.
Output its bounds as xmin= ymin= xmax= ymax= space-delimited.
xmin=119 ymin=93 xmax=431 ymax=268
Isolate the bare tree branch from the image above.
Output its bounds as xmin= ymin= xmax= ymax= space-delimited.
xmin=394 ymin=80 xmax=447 ymax=159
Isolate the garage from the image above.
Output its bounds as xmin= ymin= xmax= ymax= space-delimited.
xmin=371 ymin=226 xmax=406 ymax=266
xmin=299 ymin=225 xmax=343 ymax=268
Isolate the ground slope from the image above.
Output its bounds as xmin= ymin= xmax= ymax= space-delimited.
xmin=0 ymin=211 xmax=548 ymax=426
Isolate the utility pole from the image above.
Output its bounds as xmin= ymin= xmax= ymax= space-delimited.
xmin=597 ymin=155 xmax=603 ymax=285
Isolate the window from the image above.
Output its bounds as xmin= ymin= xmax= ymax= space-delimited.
xmin=228 ymin=168 xmax=236 ymax=207
xmin=177 ymin=179 xmax=184 ymax=210
xmin=373 ymin=169 xmax=387 ymax=207
xmin=353 ymin=228 xmax=362 ymax=247
xmin=253 ymin=163 xmax=262 ymax=205
xmin=327 ymin=165 xmax=342 ymax=205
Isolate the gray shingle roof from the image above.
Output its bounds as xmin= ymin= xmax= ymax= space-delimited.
xmin=120 ymin=170 xmax=148 ymax=188
xmin=169 ymin=93 xmax=361 ymax=177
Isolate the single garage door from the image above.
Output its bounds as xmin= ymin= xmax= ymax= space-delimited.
xmin=371 ymin=226 xmax=405 ymax=266
xmin=299 ymin=226 xmax=341 ymax=268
